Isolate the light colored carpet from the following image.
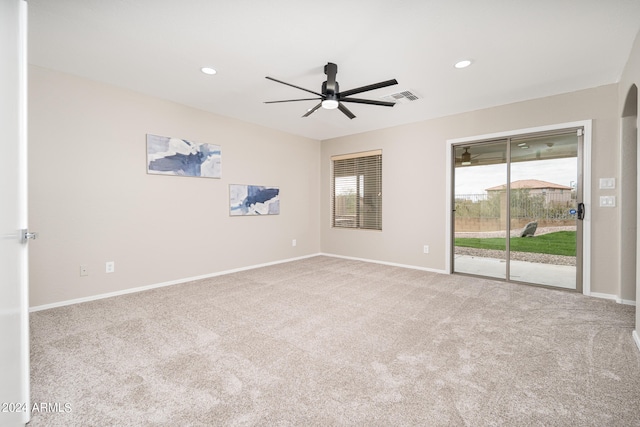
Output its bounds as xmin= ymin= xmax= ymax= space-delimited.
xmin=30 ymin=256 xmax=640 ymax=426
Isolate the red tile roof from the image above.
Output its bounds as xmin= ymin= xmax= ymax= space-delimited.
xmin=486 ymin=179 xmax=572 ymax=191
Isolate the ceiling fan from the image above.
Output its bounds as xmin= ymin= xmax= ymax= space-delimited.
xmin=264 ymin=62 xmax=398 ymax=119
xmin=455 ymin=147 xmax=482 ymax=166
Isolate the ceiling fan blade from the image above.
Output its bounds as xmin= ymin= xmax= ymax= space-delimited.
xmin=325 ymin=62 xmax=338 ymax=94
xmin=340 ymin=97 xmax=395 ymax=107
xmin=338 ymin=102 xmax=356 ymax=120
xmin=339 ymin=79 xmax=398 ymax=97
xmin=302 ymin=103 xmax=322 ymax=118
xmin=264 ymin=98 xmax=322 ymax=104
xmin=265 ymin=76 xmax=323 ymax=97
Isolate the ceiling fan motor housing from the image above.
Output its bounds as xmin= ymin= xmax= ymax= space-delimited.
xmin=322 ymin=81 xmax=339 ymax=97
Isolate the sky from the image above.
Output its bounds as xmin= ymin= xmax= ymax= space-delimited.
xmin=455 ymin=157 xmax=577 ymax=195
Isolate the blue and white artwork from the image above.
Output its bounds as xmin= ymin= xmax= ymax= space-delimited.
xmin=230 ymin=184 xmax=280 ymax=216
xmin=146 ymin=134 xmax=221 ymax=178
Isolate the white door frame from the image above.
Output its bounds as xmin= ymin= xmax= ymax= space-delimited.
xmin=0 ymin=1 xmax=30 ymax=425
xmin=445 ymin=120 xmax=592 ymax=296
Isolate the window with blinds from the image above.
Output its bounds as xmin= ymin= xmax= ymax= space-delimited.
xmin=331 ymin=150 xmax=382 ymax=230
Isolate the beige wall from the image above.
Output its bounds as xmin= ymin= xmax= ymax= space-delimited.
xmin=29 ymin=59 xmax=635 ymax=308
xmin=618 ymin=29 xmax=640 ymax=336
xmin=321 ymin=85 xmax=620 ymax=295
xmin=29 ymin=66 xmax=321 ymax=307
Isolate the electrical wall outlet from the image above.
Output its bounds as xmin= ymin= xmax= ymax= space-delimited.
xmin=423 ymin=245 xmax=429 ymax=254
xmin=292 ymin=239 xmax=297 ymax=247
xmin=106 ymin=261 xmax=115 ymax=273
xmin=80 ymin=265 xmax=88 ymax=276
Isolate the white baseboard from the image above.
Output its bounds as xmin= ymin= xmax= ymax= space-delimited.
xmin=29 ymin=253 xmax=322 ymax=312
xmin=320 ymin=252 xmax=448 ymax=275
xmin=633 ymin=330 xmax=640 ymax=352
xmin=589 ymin=292 xmax=637 ymax=305
xmin=30 ymin=252 xmax=635 ymax=312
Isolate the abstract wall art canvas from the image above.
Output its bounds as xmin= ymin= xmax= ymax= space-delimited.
xmin=230 ymin=184 xmax=280 ymax=216
xmin=146 ymin=134 xmax=221 ymax=178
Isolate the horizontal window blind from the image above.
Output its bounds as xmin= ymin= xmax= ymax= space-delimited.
xmin=331 ymin=150 xmax=382 ymax=230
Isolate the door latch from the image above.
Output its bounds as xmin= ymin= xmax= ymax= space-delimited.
xmin=20 ymin=229 xmax=39 ymax=244
xmin=577 ymin=202 xmax=585 ymax=220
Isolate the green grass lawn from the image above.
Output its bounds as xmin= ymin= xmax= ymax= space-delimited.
xmin=455 ymin=231 xmax=576 ymax=257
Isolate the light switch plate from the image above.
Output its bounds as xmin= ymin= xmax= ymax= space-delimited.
xmin=599 ymin=196 xmax=616 ymax=207
xmin=599 ymin=178 xmax=615 ymax=189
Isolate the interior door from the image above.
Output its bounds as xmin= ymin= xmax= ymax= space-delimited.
xmin=0 ymin=1 xmax=30 ymax=425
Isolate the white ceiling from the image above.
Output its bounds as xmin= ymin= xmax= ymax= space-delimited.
xmin=28 ymin=0 xmax=640 ymax=141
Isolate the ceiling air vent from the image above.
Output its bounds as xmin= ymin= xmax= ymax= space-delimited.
xmin=381 ymin=90 xmax=421 ymax=104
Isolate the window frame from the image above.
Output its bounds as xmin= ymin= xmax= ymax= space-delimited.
xmin=331 ymin=149 xmax=382 ymax=231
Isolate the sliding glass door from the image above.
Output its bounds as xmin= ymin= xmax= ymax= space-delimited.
xmin=452 ymin=129 xmax=583 ymax=290
xmin=453 ymin=141 xmax=508 ymax=280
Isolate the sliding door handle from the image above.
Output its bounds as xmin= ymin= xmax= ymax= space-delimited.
xmin=577 ymin=202 xmax=585 ymax=220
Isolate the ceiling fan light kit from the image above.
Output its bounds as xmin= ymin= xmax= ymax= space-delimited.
xmin=461 ymin=147 xmax=472 ymax=165
xmin=322 ymin=99 xmax=339 ymax=110
xmin=265 ymin=62 xmax=398 ymax=119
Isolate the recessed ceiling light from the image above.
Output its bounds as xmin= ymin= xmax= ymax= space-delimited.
xmin=201 ymin=67 xmax=217 ymax=75
xmin=454 ymin=60 xmax=472 ymax=69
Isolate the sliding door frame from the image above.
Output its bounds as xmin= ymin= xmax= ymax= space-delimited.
xmin=445 ymin=120 xmax=592 ymax=295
